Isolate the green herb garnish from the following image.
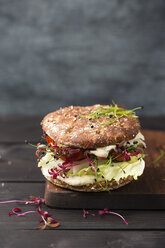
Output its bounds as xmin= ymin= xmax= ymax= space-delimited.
xmin=80 ymin=102 xmax=142 ymax=126
xmin=153 ymin=149 xmax=165 ymax=164
xmin=106 ymin=155 xmax=112 ymax=166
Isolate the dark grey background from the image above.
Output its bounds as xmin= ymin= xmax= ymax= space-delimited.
xmin=0 ymin=0 xmax=165 ymax=116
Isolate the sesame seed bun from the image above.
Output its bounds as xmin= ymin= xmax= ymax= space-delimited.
xmin=41 ymin=105 xmax=141 ymax=149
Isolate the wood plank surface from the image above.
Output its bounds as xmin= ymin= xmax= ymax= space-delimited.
xmin=0 ymin=230 xmax=165 ymax=248
xmin=0 ymin=144 xmax=43 ymax=182
xmin=0 ymin=116 xmax=42 ymax=143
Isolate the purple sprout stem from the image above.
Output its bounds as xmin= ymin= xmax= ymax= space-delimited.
xmin=0 ymin=200 xmax=34 ymax=204
xmin=107 ymin=211 xmax=128 ymax=225
xmin=17 ymin=210 xmax=39 ymax=216
xmin=41 ymin=215 xmax=47 ymax=225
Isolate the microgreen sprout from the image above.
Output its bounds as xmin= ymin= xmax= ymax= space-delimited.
xmin=83 ymin=208 xmax=128 ymax=225
xmin=80 ymin=102 xmax=142 ymax=126
xmin=106 ymin=155 xmax=112 ymax=166
xmin=98 ymin=208 xmax=128 ymax=225
xmin=0 ymin=196 xmax=60 ymax=230
xmin=83 ymin=209 xmax=96 ymax=218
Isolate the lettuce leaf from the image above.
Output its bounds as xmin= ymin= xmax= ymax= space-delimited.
xmin=67 ymin=154 xmax=143 ymax=179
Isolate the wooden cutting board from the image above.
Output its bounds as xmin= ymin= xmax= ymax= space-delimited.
xmin=44 ymin=130 xmax=165 ymax=209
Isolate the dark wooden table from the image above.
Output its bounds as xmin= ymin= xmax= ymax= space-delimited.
xmin=0 ymin=116 xmax=165 ymax=248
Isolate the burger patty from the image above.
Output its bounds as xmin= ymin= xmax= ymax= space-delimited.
xmin=41 ymin=105 xmax=141 ymax=149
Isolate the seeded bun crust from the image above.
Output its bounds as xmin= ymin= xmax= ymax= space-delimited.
xmin=44 ymin=175 xmax=134 ymax=192
xmin=41 ymin=105 xmax=141 ymax=149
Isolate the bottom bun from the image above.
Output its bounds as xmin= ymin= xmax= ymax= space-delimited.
xmin=45 ymin=175 xmax=134 ymax=192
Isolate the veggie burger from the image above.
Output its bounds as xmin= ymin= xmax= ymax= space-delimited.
xmin=37 ymin=104 xmax=146 ymax=192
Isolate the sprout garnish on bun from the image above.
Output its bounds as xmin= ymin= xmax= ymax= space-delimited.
xmin=37 ymin=103 xmax=146 ymax=192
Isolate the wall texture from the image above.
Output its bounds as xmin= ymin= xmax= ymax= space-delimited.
xmin=0 ymin=0 xmax=165 ymax=116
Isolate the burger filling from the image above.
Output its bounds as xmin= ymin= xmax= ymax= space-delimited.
xmin=37 ymin=132 xmax=146 ymax=188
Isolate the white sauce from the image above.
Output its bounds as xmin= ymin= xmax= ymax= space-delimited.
xmin=90 ymin=145 xmax=116 ymax=158
xmin=89 ymin=131 xmax=146 ymax=158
